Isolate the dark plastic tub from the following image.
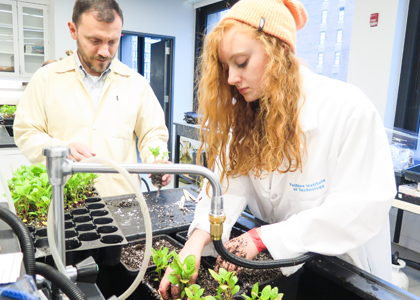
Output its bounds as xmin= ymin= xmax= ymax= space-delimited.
xmin=120 ymin=234 xmax=184 ymax=276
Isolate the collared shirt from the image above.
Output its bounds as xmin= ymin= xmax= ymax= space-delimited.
xmin=74 ymin=51 xmax=112 ymax=110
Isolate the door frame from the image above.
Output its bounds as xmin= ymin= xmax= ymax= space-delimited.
xmin=119 ymin=31 xmax=175 ymax=161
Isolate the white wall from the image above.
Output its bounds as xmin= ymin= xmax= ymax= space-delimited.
xmin=52 ymin=0 xmax=196 ymax=126
xmin=347 ymin=0 xmax=420 ymax=253
xmin=347 ymin=0 xmax=409 ymax=128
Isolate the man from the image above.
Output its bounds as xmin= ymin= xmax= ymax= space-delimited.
xmin=14 ymin=0 xmax=171 ymax=197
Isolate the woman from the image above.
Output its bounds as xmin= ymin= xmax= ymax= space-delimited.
xmin=160 ymin=0 xmax=396 ymax=298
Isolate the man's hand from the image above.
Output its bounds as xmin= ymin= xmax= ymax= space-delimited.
xmin=214 ymin=230 xmax=260 ymax=275
xmin=148 ymin=160 xmax=173 ymax=186
xmin=68 ymin=142 xmax=96 ymax=162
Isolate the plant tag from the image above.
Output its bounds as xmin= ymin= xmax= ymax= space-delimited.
xmin=178 ymin=196 xmax=185 ymax=209
xmin=0 ymin=252 xmax=23 ymax=284
xmin=183 ymin=189 xmax=197 ymax=202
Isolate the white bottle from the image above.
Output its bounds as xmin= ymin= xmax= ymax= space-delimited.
xmin=392 ymin=258 xmax=409 ymax=291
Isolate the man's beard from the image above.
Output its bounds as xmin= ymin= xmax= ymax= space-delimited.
xmin=77 ymin=41 xmax=113 ymax=74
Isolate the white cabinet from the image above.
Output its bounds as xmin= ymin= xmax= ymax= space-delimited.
xmin=0 ymin=0 xmax=19 ymax=76
xmin=0 ymin=0 xmax=49 ymax=79
xmin=0 ymin=147 xmax=31 ymax=213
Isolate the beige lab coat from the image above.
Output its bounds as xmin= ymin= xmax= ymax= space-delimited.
xmin=14 ymin=55 xmax=168 ymax=197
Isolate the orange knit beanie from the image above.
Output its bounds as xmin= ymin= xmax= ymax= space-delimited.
xmin=223 ymin=0 xmax=308 ymax=53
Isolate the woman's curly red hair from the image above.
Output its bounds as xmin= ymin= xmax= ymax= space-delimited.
xmin=196 ymin=19 xmax=306 ymax=187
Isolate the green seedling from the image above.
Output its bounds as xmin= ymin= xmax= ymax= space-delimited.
xmin=151 ymin=246 xmax=177 ymax=281
xmin=242 ymin=283 xmax=283 ymax=300
xmin=149 ymin=146 xmax=160 ymax=162
xmin=1 ymin=105 xmax=17 ymax=118
xmin=64 ymin=172 xmax=98 ymax=210
xmin=148 ymin=146 xmax=170 ymax=193
xmin=167 ymin=253 xmax=197 ymax=299
xmin=8 ymin=163 xmax=99 ymax=226
xmin=149 ymin=146 xmax=170 ymax=162
xmin=208 ymin=268 xmax=240 ymax=300
xmin=8 ymin=164 xmax=52 ymax=225
xmin=185 ymin=284 xmax=216 ymax=300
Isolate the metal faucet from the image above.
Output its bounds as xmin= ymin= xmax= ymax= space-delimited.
xmin=43 ymin=146 xmax=225 ymax=267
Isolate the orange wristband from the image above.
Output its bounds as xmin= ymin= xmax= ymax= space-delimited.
xmin=248 ymin=228 xmax=266 ymax=252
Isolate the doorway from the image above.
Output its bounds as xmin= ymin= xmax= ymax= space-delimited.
xmin=119 ymin=32 xmax=174 ymax=160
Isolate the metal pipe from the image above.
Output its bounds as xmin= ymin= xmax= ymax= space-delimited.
xmin=43 ymin=147 xmax=70 ymax=268
xmin=71 ymin=162 xmax=224 ymax=216
xmin=52 ymin=184 xmax=65 ymax=264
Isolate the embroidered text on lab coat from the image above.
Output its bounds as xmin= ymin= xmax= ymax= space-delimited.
xmin=289 ymin=179 xmax=326 ymax=192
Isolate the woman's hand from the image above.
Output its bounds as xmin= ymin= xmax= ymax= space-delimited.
xmin=159 ymin=229 xmax=211 ymax=300
xmin=214 ymin=229 xmax=260 ymax=274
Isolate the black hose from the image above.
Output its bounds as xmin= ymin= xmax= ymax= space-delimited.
xmin=0 ymin=206 xmax=36 ymax=279
xmin=214 ymin=239 xmax=319 ymax=268
xmin=35 ymin=262 xmax=87 ymax=300
xmin=141 ymin=176 xmax=150 ymax=192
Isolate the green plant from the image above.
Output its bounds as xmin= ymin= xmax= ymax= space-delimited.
xmin=151 ymin=246 xmax=177 ymax=281
xmin=242 ymin=283 xmax=283 ymax=300
xmin=149 ymin=146 xmax=161 ymax=162
xmin=167 ymin=253 xmax=198 ymax=299
xmin=185 ymin=284 xmax=216 ymax=300
xmin=8 ymin=163 xmax=99 ymax=226
xmin=1 ymin=105 xmax=17 ymax=118
xmin=64 ymin=172 xmax=98 ymax=210
xmin=148 ymin=146 xmax=170 ymax=162
xmin=8 ymin=164 xmax=51 ymax=225
xmin=208 ymin=268 xmax=240 ymax=300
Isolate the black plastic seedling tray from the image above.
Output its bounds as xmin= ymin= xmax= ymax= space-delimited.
xmin=104 ymin=188 xmax=198 ymax=241
xmin=32 ymin=195 xmax=127 ymax=266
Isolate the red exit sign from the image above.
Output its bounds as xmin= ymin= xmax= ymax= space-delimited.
xmin=370 ymin=13 xmax=379 ymax=27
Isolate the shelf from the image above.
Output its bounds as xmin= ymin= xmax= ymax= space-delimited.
xmin=0 ymin=51 xmax=14 ymax=55
xmin=22 ymin=13 xmax=43 ymax=19
xmin=24 ymin=53 xmax=43 ymax=57
xmin=23 ymin=27 xmax=43 ymax=33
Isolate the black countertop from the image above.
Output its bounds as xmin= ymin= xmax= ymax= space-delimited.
xmin=0 ymin=125 xmax=16 ymax=148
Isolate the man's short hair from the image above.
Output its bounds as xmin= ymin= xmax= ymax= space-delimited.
xmin=72 ymin=0 xmax=124 ymax=27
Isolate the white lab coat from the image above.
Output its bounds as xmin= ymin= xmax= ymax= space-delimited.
xmin=189 ymin=66 xmax=396 ymax=282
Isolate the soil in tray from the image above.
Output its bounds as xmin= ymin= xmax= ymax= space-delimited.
xmin=121 ymin=238 xmax=181 ymax=270
xmin=204 ymin=253 xmax=283 ymax=289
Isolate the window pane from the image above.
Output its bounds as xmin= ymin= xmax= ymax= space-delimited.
xmin=336 ymin=29 xmax=343 ymax=43
xmin=318 ymin=53 xmax=324 ymax=66
xmin=335 ymin=52 xmax=340 ymax=65
xmin=322 ymin=10 xmax=327 ymax=24
xmin=120 ymin=34 xmax=138 ymax=71
xmin=320 ymin=31 xmax=326 ymax=45
xmin=144 ymin=37 xmax=161 ymax=84
xmin=206 ymin=9 xmax=229 ymax=34
xmin=339 ymin=7 xmax=345 ymax=21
